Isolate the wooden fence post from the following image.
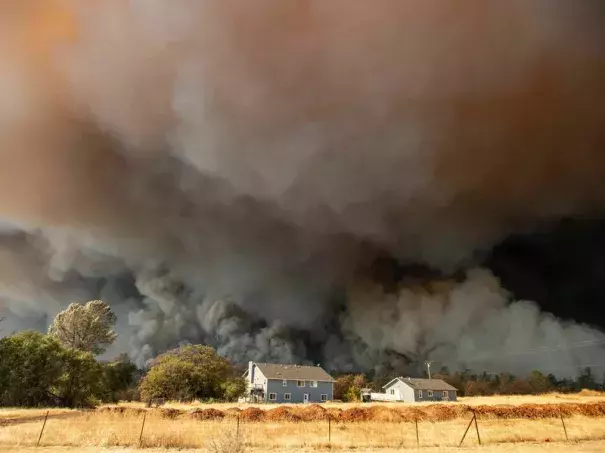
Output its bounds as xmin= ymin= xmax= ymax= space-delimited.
xmin=458 ymin=414 xmax=475 ymax=447
xmin=415 ymin=418 xmax=419 ymax=448
xmin=236 ymin=415 xmax=240 ymax=440
xmin=560 ymin=411 xmax=569 ymax=441
xmin=138 ymin=412 xmax=147 ymax=448
xmin=328 ymin=414 xmax=331 ymax=444
xmin=36 ymin=411 xmax=50 ymax=447
xmin=473 ymin=411 xmax=481 ymax=446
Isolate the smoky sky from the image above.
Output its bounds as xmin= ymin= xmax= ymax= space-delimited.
xmin=1 ymin=0 xmax=605 ymax=377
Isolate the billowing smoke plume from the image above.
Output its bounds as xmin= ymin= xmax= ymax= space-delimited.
xmin=1 ymin=1 xmax=605 ymax=376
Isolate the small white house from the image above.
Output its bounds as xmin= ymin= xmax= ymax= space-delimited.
xmin=370 ymin=377 xmax=458 ymax=402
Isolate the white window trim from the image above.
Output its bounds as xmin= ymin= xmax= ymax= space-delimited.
xmin=311 ymin=380 xmax=318 ymax=388
xmin=282 ymin=380 xmax=288 ymax=387
xmin=418 ymin=390 xmax=423 ymax=399
xmin=321 ymin=394 xmax=328 ymax=402
xmin=284 ymin=393 xmax=291 ymax=401
xmin=268 ymin=393 xmax=277 ymax=401
xmin=428 ymin=390 xmax=433 ymax=397
xmin=390 ymin=389 xmax=395 ymax=395
xmin=297 ymin=380 xmax=306 ymax=387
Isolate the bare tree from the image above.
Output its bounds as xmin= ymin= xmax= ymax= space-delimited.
xmin=48 ymin=300 xmax=118 ymax=355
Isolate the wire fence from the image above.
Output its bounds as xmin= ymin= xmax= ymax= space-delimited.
xmin=1 ymin=409 xmax=604 ymax=450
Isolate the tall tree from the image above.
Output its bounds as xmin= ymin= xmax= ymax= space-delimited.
xmin=48 ymin=300 xmax=118 ymax=355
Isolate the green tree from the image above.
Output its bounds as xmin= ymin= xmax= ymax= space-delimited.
xmin=139 ymin=345 xmax=235 ymax=402
xmin=577 ymin=367 xmax=597 ymax=390
xmin=48 ymin=300 xmax=117 ymax=355
xmin=221 ymin=377 xmax=247 ymax=402
xmin=0 ymin=331 xmax=66 ymax=406
xmin=334 ymin=374 xmax=367 ymax=402
xmin=0 ymin=331 xmax=106 ymax=407
xmin=528 ymin=370 xmax=550 ymax=394
xmin=100 ymin=355 xmax=139 ymax=403
xmin=334 ymin=375 xmax=354 ymax=401
xmin=55 ymin=348 xmax=104 ymax=408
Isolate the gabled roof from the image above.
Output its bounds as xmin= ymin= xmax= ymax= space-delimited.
xmin=253 ymin=362 xmax=335 ymax=382
xmin=383 ymin=377 xmax=457 ymax=392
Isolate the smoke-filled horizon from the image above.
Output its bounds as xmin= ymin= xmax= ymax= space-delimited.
xmin=1 ymin=1 xmax=605 ymax=377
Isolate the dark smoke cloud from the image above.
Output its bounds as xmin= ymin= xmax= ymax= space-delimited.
xmin=1 ymin=1 xmax=604 ymax=375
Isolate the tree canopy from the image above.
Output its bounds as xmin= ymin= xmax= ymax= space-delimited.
xmin=139 ymin=344 xmax=244 ymax=402
xmin=334 ymin=374 xmax=368 ymax=402
xmin=0 ymin=330 xmax=138 ymax=408
xmin=48 ymin=300 xmax=118 ymax=355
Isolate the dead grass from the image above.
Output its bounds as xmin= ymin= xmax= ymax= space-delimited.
xmin=1 ymin=409 xmax=605 ymax=450
xmin=112 ymin=390 xmax=605 ymax=411
xmin=3 ymin=443 xmax=605 ymax=453
xmin=0 ymin=408 xmax=75 ymax=421
xmin=2 ymin=394 xmax=605 ymax=451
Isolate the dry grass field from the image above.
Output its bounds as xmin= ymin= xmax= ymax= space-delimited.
xmin=3 ymin=442 xmax=605 ymax=453
xmin=2 ymin=392 xmax=605 ymax=451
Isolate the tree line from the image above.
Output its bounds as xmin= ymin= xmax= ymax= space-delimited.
xmin=0 ymin=301 xmax=246 ymax=407
xmin=332 ymin=367 xmax=604 ymax=402
xmin=1 ymin=301 xmax=603 ymax=407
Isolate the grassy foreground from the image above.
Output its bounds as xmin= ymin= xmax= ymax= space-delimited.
xmin=2 ymin=392 xmax=605 ymax=451
xmin=2 ymin=441 xmax=605 ymax=453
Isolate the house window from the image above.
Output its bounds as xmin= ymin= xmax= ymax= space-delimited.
xmin=297 ymin=380 xmax=306 ymax=387
xmin=283 ymin=380 xmax=288 ymax=387
xmin=269 ymin=393 xmax=277 ymax=401
xmin=321 ymin=394 xmax=328 ymax=402
xmin=284 ymin=393 xmax=291 ymax=401
xmin=311 ymin=381 xmax=318 ymax=388
xmin=428 ymin=390 xmax=433 ymax=397
xmin=418 ymin=390 xmax=423 ymax=399
xmin=443 ymin=391 xmax=449 ymax=399
xmin=390 ymin=389 xmax=395 ymax=395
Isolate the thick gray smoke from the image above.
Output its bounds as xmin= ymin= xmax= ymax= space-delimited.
xmin=1 ymin=1 xmax=605 ymax=376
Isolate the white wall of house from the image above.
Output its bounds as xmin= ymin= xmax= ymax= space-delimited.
xmin=248 ymin=362 xmax=267 ymax=390
xmin=384 ymin=379 xmax=416 ymax=402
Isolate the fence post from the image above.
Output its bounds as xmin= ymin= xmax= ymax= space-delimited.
xmin=36 ymin=411 xmax=50 ymax=447
xmin=473 ymin=410 xmax=481 ymax=446
xmin=415 ymin=418 xmax=419 ymax=448
xmin=328 ymin=414 xmax=331 ymax=444
xmin=458 ymin=413 xmax=475 ymax=447
xmin=236 ymin=415 xmax=240 ymax=440
xmin=560 ymin=411 xmax=569 ymax=441
xmin=138 ymin=411 xmax=147 ymax=448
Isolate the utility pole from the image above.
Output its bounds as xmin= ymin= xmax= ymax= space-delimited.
xmin=424 ymin=361 xmax=433 ymax=379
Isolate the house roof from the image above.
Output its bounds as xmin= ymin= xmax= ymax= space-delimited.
xmin=383 ymin=377 xmax=458 ymax=392
xmin=253 ymin=363 xmax=335 ymax=382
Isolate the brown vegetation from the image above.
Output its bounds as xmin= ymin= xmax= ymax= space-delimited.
xmin=92 ymin=401 xmax=605 ymax=423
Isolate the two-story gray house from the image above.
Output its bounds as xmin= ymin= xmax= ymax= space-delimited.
xmin=243 ymin=362 xmax=335 ymax=403
xmin=380 ymin=377 xmax=458 ymax=402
